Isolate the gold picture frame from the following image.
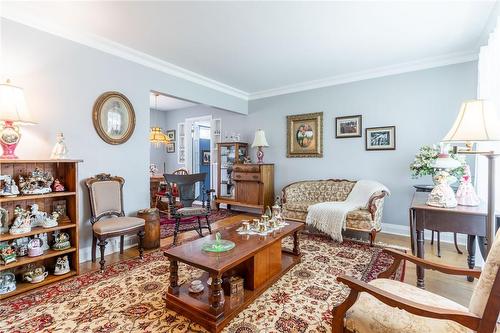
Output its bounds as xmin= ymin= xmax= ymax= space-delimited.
xmin=92 ymin=91 xmax=136 ymax=145
xmin=286 ymin=112 xmax=323 ymax=158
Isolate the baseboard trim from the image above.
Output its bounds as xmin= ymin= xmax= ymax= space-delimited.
xmin=381 ymin=222 xmax=467 ymax=245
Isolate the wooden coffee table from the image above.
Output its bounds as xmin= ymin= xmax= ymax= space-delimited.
xmin=164 ymin=220 xmax=304 ymax=332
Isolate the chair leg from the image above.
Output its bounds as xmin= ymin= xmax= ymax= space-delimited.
xmin=454 ymin=233 xmax=463 ymax=254
xmin=98 ymin=237 xmax=108 ymax=272
xmin=120 ymin=235 xmax=125 ymax=254
xmin=196 ymin=217 xmax=203 ymax=237
xmin=137 ymin=229 xmax=145 ymax=259
xmin=437 ymin=231 xmax=441 ymax=258
xmin=173 ymin=218 xmax=180 ymax=246
xmin=91 ymin=235 xmax=97 ymax=263
xmin=206 ymin=216 xmax=212 ymax=234
xmin=369 ymin=229 xmax=377 ymax=247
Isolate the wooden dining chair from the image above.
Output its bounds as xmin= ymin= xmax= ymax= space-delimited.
xmin=86 ymin=173 xmax=145 ymax=272
xmin=333 ymin=228 xmax=500 ymax=333
xmin=154 ymin=168 xmax=188 ymax=217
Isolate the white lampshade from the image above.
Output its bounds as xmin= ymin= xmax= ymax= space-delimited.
xmin=431 ymin=155 xmax=461 ymax=169
xmin=0 ymin=81 xmax=35 ymax=124
xmin=443 ymin=99 xmax=500 ymax=142
xmin=251 ymin=129 xmax=269 ymax=147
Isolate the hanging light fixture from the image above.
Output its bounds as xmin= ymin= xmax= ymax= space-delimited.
xmin=149 ymin=93 xmax=170 ymax=147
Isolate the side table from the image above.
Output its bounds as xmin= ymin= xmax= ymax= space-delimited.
xmin=138 ymin=208 xmax=160 ymax=250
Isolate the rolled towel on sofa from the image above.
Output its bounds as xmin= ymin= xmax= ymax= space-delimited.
xmin=306 ymin=180 xmax=390 ymax=242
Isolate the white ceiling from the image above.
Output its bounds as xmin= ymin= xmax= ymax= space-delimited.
xmin=2 ymin=1 xmax=498 ymax=99
xmin=150 ymin=93 xmax=198 ymax=112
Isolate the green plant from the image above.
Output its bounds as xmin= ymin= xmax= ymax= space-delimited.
xmin=410 ymin=145 xmax=465 ymax=179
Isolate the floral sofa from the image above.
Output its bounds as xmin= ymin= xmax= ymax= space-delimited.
xmin=281 ymin=179 xmax=388 ymax=245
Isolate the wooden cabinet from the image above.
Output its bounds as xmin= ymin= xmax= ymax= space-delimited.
xmin=0 ymin=159 xmax=81 ymax=299
xmin=215 ymin=143 xmax=274 ymax=213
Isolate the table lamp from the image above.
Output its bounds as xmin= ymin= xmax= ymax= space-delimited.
xmin=0 ymin=80 xmax=36 ymax=159
xmin=251 ymin=129 xmax=269 ymax=163
xmin=442 ymin=99 xmax=500 ymax=255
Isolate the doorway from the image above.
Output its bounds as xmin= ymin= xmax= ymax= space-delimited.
xmin=188 ymin=117 xmax=211 ymax=197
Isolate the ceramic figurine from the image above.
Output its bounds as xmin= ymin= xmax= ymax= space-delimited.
xmin=427 ymin=171 xmax=458 ymax=208
xmin=23 ymin=265 xmax=48 ymax=284
xmin=11 ymin=237 xmax=30 ymax=256
xmin=38 ymin=233 xmax=50 ymax=251
xmin=0 ymin=175 xmax=19 ymax=197
xmin=272 ymin=197 xmax=282 ymax=221
xmin=28 ymin=237 xmax=44 ymax=257
xmin=54 ymin=255 xmax=70 ymax=275
xmin=29 ymin=204 xmax=59 ymax=228
xmin=456 ymin=165 xmax=480 ymax=207
xmin=0 ymin=207 xmax=9 ymax=234
xmin=52 ymin=179 xmax=65 ymax=192
xmin=0 ymin=272 xmax=16 ymax=294
xmin=0 ymin=243 xmax=16 ymax=265
xmin=9 ymin=206 xmax=31 ymax=235
xmin=52 ymin=232 xmax=71 ymax=250
xmin=18 ymin=168 xmax=54 ymax=195
xmin=50 ymin=132 xmax=69 ymax=159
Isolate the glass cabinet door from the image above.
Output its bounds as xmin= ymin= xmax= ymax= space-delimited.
xmin=220 ymin=144 xmax=236 ymax=199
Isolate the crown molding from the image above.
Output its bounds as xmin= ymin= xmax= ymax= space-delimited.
xmin=0 ymin=6 xmax=249 ymax=101
xmin=248 ymin=50 xmax=478 ymax=100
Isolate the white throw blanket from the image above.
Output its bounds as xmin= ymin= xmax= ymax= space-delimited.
xmin=305 ymin=180 xmax=390 ymax=242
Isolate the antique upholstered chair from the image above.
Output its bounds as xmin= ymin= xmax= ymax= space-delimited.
xmin=86 ymin=173 xmax=145 ymax=271
xmin=332 ymin=229 xmax=500 ymax=333
xmin=163 ymin=172 xmax=214 ymax=245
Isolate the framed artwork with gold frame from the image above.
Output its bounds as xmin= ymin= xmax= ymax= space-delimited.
xmin=92 ymin=91 xmax=136 ymax=145
xmin=286 ymin=112 xmax=323 ymax=158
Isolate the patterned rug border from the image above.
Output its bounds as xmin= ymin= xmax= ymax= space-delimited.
xmin=0 ymin=232 xmax=406 ymax=313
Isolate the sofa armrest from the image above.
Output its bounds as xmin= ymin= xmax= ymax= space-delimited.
xmin=367 ymin=191 xmax=388 ymax=220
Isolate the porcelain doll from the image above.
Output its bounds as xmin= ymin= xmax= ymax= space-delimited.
xmin=52 ymin=179 xmax=65 ymax=192
xmin=54 ymin=255 xmax=70 ymax=275
xmin=456 ymin=165 xmax=480 ymax=206
xmin=0 ymin=176 xmax=19 ymax=197
xmin=427 ymin=171 xmax=458 ymax=208
xmin=50 ymin=132 xmax=69 ymax=159
xmin=9 ymin=206 xmax=31 ymax=235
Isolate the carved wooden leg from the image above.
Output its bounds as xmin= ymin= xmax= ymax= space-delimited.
xmin=454 ymin=233 xmax=463 ymax=254
xmin=437 ymin=231 xmax=441 ymax=258
xmin=137 ymin=229 xmax=145 ymax=259
xmin=369 ymin=229 xmax=377 ymax=247
xmin=120 ymin=235 xmax=124 ymax=254
xmin=168 ymin=259 xmax=179 ymax=294
xmin=293 ymin=231 xmax=301 ymax=256
xmin=173 ymin=218 xmax=180 ymax=246
xmin=467 ymin=235 xmax=476 ymax=282
xmin=416 ymin=229 xmax=425 ymax=289
xmin=209 ymin=273 xmax=224 ymax=312
xmin=196 ymin=217 xmax=203 ymax=237
xmin=332 ymin=288 xmax=359 ymax=333
xmin=206 ymin=215 xmax=212 ymax=234
xmin=91 ymin=235 xmax=97 ymax=263
xmin=98 ymin=237 xmax=108 ymax=272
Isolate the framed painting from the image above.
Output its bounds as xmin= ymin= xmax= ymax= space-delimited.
xmin=335 ymin=115 xmax=362 ymax=138
xmin=202 ymin=150 xmax=210 ymax=165
xmin=166 ymin=142 xmax=175 ymax=153
xmin=92 ymin=91 xmax=136 ymax=145
xmin=365 ymin=126 xmax=396 ymax=151
xmin=287 ymin=112 xmax=323 ymax=158
xmin=166 ymin=130 xmax=176 ymax=141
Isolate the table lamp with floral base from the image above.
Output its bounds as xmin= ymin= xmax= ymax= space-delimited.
xmin=0 ymin=80 xmax=35 ymax=159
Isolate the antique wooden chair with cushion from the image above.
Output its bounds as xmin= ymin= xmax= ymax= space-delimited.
xmin=86 ymin=173 xmax=145 ymax=271
xmin=332 ymin=229 xmax=500 ymax=333
xmin=163 ymin=172 xmax=214 ymax=245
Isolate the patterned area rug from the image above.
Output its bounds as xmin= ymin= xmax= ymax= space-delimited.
xmin=160 ymin=209 xmax=238 ymax=239
xmin=0 ymin=234 xmax=405 ymax=333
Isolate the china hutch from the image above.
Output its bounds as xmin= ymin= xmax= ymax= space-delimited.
xmin=215 ymin=142 xmax=274 ymax=213
xmin=0 ymin=159 xmax=81 ymax=299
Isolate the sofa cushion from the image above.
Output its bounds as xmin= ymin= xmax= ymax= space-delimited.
xmin=283 ymin=180 xmax=355 ymax=203
xmin=282 ymin=201 xmax=316 ymax=212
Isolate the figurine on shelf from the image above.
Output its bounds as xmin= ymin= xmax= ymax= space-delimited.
xmin=0 ymin=175 xmax=19 ymax=197
xmin=29 ymin=204 xmax=59 ymax=229
xmin=52 ymin=232 xmax=71 ymax=250
xmin=11 ymin=237 xmax=30 ymax=256
xmin=0 ymin=207 xmax=9 ymax=234
xmin=50 ymin=132 xmax=69 ymax=160
xmin=54 ymin=255 xmax=70 ymax=275
xmin=456 ymin=165 xmax=480 ymax=207
xmin=38 ymin=233 xmax=50 ymax=251
xmin=27 ymin=237 xmax=44 ymax=257
xmin=18 ymin=168 xmax=54 ymax=195
xmin=9 ymin=206 xmax=31 ymax=235
xmin=52 ymin=179 xmax=65 ymax=192
xmin=23 ymin=265 xmax=48 ymax=284
xmin=0 ymin=243 xmax=16 ymax=265
xmin=0 ymin=272 xmax=16 ymax=294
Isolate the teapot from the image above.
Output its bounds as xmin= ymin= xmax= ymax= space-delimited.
xmin=23 ymin=266 xmax=48 ymax=284
xmin=0 ymin=272 xmax=16 ymax=294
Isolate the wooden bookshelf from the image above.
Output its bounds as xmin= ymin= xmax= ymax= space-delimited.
xmin=0 ymin=159 xmax=81 ymax=299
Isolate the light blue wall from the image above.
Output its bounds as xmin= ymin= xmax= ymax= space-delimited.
xmin=160 ymin=62 xmax=478 ymax=228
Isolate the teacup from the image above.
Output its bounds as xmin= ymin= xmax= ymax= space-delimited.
xmin=252 ymin=219 xmax=260 ymax=228
xmin=258 ymin=223 xmax=267 ymax=233
xmin=241 ymin=221 xmax=250 ymax=231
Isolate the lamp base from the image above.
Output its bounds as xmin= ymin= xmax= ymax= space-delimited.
xmin=256 ymin=146 xmax=264 ymax=164
xmin=0 ymin=121 xmax=20 ymax=159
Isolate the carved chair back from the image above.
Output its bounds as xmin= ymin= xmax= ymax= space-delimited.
xmin=163 ymin=173 xmax=207 ymax=208
xmin=85 ymin=173 xmax=125 ymax=224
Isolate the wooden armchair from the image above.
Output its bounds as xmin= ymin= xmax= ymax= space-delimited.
xmin=332 ymin=229 xmax=500 ymax=333
xmin=86 ymin=173 xmax=145 ymax=272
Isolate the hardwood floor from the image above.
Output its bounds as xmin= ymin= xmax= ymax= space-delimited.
xmin=80 ymin=213 xmax=476 ymax=307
